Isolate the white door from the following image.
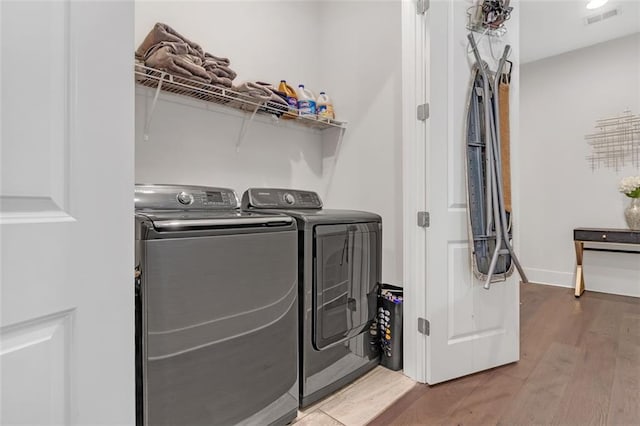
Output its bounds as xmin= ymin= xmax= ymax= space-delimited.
xmin=423 ymin=0 xmax=520 ymax=384
xmin=1 ymin=1 xmax=134 ymax=423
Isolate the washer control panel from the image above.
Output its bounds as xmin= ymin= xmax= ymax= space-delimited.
xmin=242 ymin=188 xmax=322 ymax=209
xmin=283 ymin=193 xmax=295 ymax=205
xmin=177 ymin=191 xmax=195 ymax=205
xmin=135 ymin=185 xmax=238 ymax=210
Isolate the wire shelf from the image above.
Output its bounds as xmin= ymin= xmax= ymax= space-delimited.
xmin=134 ymin=65 xmax=346 ymax=131
xmin=585 ymin=110 xmax=640 ymax=171
xmin=466 ymin=4 xmax=509 ymax=37
xmin=466 ymin=24 xmax=507 ymax=37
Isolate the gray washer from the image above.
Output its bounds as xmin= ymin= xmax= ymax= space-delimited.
xmin=242 ymin=188 xmax=381 ymax=408
xmin=135 ymin=184 xmax=298 ymax=426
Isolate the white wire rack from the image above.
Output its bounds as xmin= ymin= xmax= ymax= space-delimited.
xmin=135 ymin=65 xmax=346 ymax=140
xmin=585 ymin=110 xmax=640 ymax=171
xmin=466 ymin=4 xmax=508 ymax=37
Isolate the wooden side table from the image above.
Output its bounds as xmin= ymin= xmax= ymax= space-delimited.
xmin=573 ymin=228 xmax=640 ymax=297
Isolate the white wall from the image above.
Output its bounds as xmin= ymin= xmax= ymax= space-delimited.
xmin=317 ymin=1 xmax=403 ymax=285
xmin=135 ymin=1 xmax=325 ymax=193
xmin=520 ymin=33 xmax=640 ymax=297
xmin=135 ymin=1 xmax=403 ymax=285
xmin=135 ymin=1 xmax=322 ymax=87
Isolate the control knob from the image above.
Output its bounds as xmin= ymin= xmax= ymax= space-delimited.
xmin=283 ymin=193 xmax=295 ymax=205
xmin=177 ymin=192 xmax=194 ymax=205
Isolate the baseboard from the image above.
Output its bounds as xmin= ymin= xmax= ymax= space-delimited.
xmin=524 ymin=268 xmax=574 ymax=288
xmin=524 ymin=267 xmax=640 ymax=298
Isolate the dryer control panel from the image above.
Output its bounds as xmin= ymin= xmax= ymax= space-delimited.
xmin=135 ymin=184 xmax=238 ymax=210
xmin=242 ymin=188 xmax=322 ymax=210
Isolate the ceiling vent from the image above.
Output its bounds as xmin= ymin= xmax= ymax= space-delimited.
xmin=585 ymin=8 xmax=619 ymax=25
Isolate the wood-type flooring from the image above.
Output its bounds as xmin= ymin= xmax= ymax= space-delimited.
xmin=369 ymin=283 xmax=640 ymax=426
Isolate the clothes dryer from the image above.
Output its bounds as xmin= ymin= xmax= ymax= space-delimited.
xmin=242 ymin=188 xmax=381 ymax=407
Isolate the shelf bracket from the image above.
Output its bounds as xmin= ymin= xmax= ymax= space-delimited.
xmin=417 ymin=0 xmax=429 ymax=15
xmin=143 ymin=74 xmax=166 ymax=141
xmin=236 ymin=103 xmax=263 ymax=152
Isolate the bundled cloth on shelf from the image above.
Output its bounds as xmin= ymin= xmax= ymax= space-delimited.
xmin=136 ymin=23 xmax=239 ymax=90
xmin=228 ymin=82 xmax=289 ymax=116
xmin=136 ymin=22 xmax=204 ymax=60
xmin=144 ymin=42 xmax=211 ymax=83
xmin=228 ymin=81 xmax=272 ymax=111
xmin=204 ymin=53 xmax=233 ymax=70
xmin=204 ymin=52 xmax=231 ymax=66
xmin=202 ymin=53 xmax=237 ymax=88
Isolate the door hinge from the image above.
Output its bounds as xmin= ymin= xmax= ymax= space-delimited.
xmin=418 ymin=317 xmax=430 ymax=335
xmin=417 ymin=0 xmax=429 ymax=15
xmin=417 ymin=103 xmax=429 ymax=121
xmin=417 ymin=211 xmax=430 ymax=228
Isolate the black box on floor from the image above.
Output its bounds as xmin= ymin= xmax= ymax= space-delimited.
xmin=378 ymin=283 xmax=403 ymax=371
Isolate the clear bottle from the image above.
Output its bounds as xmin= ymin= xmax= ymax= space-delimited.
xmin=278 ymin=80 xmax=298 ymax=119
xmin=296 ymin=84 xmax=317 ymax=117
xmin=317 ymin=92 xmax=335 ymax=120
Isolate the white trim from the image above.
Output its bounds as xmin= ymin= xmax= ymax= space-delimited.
xmin=401 ymin=0 xmax=428 ymax=384
xmin=509 ymin=3 xmax=522 ymax=370
xmin=524 ymin=268 xmax=574 ymax=288
xmin=64 ymin=0 xmax=75 ymax=216
xmin=525 ymin=267 xmax=640 ymax=298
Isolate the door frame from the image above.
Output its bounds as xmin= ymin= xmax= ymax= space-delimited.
xmin=401 ymin=0 xmax=428 ymax=383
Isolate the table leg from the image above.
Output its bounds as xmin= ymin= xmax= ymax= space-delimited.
xmin=574 ymin=241 xmax=585 ymax=297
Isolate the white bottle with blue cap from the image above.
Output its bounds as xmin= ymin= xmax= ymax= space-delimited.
xmin=296 ymin=85 xmax=317 ymax=117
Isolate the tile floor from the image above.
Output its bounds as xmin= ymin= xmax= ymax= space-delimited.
xmin=293 ymin=367 xmax=416 ymax=426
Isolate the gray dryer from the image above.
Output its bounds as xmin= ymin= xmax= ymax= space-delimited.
xmin=242 ymin=188 xmax=381 ymax=407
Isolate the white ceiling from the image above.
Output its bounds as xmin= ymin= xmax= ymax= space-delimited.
xmin=520 ymin=0 xmax=640 ymax=63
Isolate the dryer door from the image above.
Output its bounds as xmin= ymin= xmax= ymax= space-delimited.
xmin=313 ymin=223 xmax=380 ymax=350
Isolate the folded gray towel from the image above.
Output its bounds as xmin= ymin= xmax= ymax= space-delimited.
xmin=204 ymin=52 xmax=231 ymax=66
xmin=146 ymin=41 xmax=203 ymax=63
xmin=136 ymin=23 xmax=240 ymax=91
xmin=204 ymin=63 xmax=237 ymax=80
xmin=227 ymin=81 xmax=271 ymax=111
xmin=210 ymin=74 xmax=233 ymax=88
xmin=233 ymin=81 xmax=272 ymax=101
xmin=144 ymin=42 xmax=211 ymax=83
xmin=203 ymin=52 xmax=237 ymax=81
xmin=227 ymin=82 xmax=290 ymax=115
xmin=136 ymin=23 xmax=204 ymax=60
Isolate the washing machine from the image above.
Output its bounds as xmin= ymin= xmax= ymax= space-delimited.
xmin=241 ymin=188 xmax=381 ymax=407
xmin=135 ymin=184 xmax=298 ymax=425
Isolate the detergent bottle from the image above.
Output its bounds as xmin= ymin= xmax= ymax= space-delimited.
xmin=278 ymin=80 xmax=298 ymax=119
xmin=296 ymin=85 xmax=317 ymax=117
xmin=317 ymin=92 xmax=335 ymax=120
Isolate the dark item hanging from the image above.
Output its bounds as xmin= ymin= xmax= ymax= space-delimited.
xmin=482 ymin=0 xmax=513 ymax=29
xmin=467 ymin=0 xmax=513 ymax=35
